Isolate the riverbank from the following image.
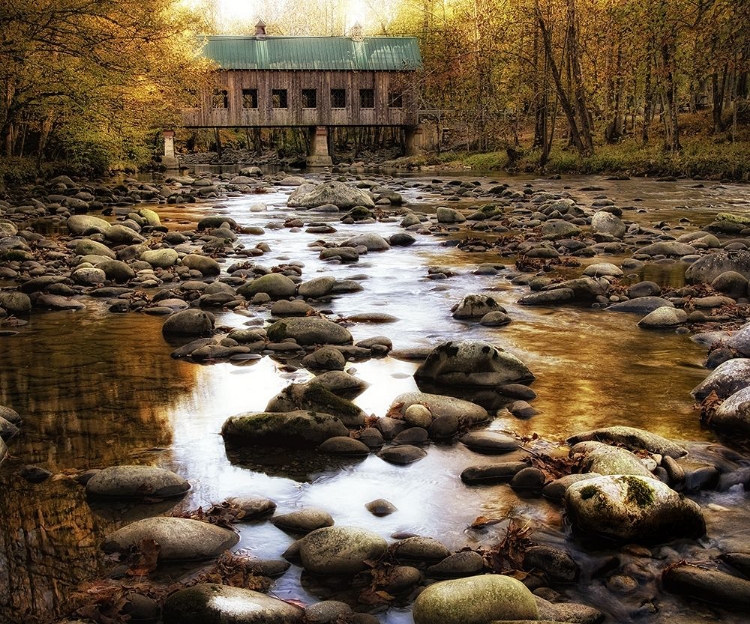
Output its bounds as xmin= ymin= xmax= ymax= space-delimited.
xmin=389 ymin=135 xmax=750 ymax=181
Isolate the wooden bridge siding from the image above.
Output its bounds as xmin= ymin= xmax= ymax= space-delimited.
xmin=181 ymin=70 xmax=417 ymax=128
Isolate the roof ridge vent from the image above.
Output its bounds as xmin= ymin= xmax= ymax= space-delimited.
xmin=255 ymin=20 xmax=266 ymax=38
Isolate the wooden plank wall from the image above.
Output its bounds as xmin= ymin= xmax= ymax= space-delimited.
xmin=181 ymin=70 xmax=418 ymax=128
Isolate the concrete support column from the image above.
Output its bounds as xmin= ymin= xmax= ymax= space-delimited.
xmin=404 ymin=125 xmax=424 ymax=157
xmin=306 ymin=126 xmax=333 ymax=167
xmin=162 ymin=130 xmax=179 ymax=169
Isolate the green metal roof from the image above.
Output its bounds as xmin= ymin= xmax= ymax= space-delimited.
xmin=199 ymin=36 xmax=421 ymax=71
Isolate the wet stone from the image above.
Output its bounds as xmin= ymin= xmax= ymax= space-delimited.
xmin=460 ymin=431 xmax=519 ymax=454
xmin=102 ymin=517 xmax=239 ymax=561
xmin=226 ymin=496 xmax=277 ymax=519
xmin=271 ymin=508 xmax=334 ymax=534
xmin=392 ymin=536 xmax=450 ymax=563
xmin=318 ymin=436 xmax=370 ymax=456
xmin=510 ymin=467 xmax=547 ymax=492
xmin=378 ymin=444 xmax=427 ymax=465
xmin=523 ymin=546 xmax=579 ymax=582
xmin=393 ymin=427 xmax=429 ymax=446
xmin=86 ymin=465 xmax=190 ymax=499
xmin=299 ymin=526 xmax=388 ymax=575
xmin=365 ymin=498 xmax=397 ymax=516
xmin=460 ymin=462 xmax=527 ymax=485
xmin=426 ymin=551 xmax=485 ymax=578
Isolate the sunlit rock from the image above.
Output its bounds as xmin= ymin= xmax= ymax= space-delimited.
xmin=591 ymin=211 xmax=626 ymax=239
xmin=102 ymin=517 xmax=238 ymax=561
xmin=685 ymin=250 xmax=750 ymax=284
xmin=414 ymin=340 xmax=534 ymax=388
xmin=571 ymin=441 xmax=654 ymax=477
xmin=638 ymin=306 xmax=688 ymax=329
xmin=287 ymin=181 xmax=374 ymax=209
xmin=67 ymin=214 xmax=111 ymax=235
xmin=85 ymin=465 xmax=190 ymax=499
xmin=162 ymin=584 xmax=303 ymax=624
xmin=272 ymin=508 xmax=334 ymax=534
xmin=567 ymin=426 xmax=687 ymax=458
xmin=565 ymin=475 xmax=705 ymax=543
xmin=711 ymin=386 xmax=750 ymax=435
xmin=299 ymin=526 xmax=387 ymax=575
xmin=412 ymin=575 xmax=538 ymax=624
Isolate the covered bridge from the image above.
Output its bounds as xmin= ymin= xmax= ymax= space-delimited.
xmin=169 ymin=24 xmax=423 ymax=167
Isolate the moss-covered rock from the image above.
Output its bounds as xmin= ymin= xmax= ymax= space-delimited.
xmin=265 ymin=383 xmax=365 ymax=427
xmin=299 ymin=526 xmax=388 ymax=575
xmin=413 ymin=575 xmax=539 ymax=624
xmin=221 ymin=410 xmax=349 ymax=447
xmin=266 ymin=317 xmax=352 ymax=346
xmin=565 ymin=475 xmax=705 ymax=543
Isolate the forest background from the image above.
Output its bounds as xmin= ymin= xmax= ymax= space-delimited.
xmin=1 ymin=0 xmax=748 ymax=182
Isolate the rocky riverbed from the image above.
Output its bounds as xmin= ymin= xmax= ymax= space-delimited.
xmin=1 ymin=167 xmax=750 ymax=624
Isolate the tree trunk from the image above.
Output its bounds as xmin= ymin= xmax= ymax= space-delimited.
xmin=566 ymin=0 xmax=593 ymax=154
xmin=535 ymin=1 xmax=586 ymax=155
xmin=642 ymin=48 xmax=654 ymax=143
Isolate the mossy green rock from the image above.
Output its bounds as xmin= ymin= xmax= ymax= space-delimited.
xmin=266 ymin=317 xmax=352 ymax=345
xmin=74 ymin=239 xmax=116 ymax=258
xmin=571 ymin=441 xmax=653 ymax=477
xmin=141 ymin=248 xmax=178 ymax=268
xmin=413 ymin=575 xmax=539 ymax=624
xmin=567 ymin=426 xmax=687 ymax=458
xmin=565 ymin=475 xmax=705 ymax=543
xmin=67 ymin=214 xmax=111 ymax=235
xmin=162 ymin=583 xmax=304 ymax=624
xmin=181 ymin=253 xmax=221 ymax=276
xmin=299 ymin=526 xmax=388 ymax=574
xmin=265 ymin=383 xmax=365 ymax=427
xmin=222 ymin=410 xmax=349 ymax=446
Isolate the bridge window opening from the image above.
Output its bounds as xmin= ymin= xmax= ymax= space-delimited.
xmin=212 ymin=89 xmax=228 ymax=109
xmin=388 ymin=91 xmax=403 ymax=108
xmin=331 ymin=89 xmax=346 ymax=109
xmin=242 ymin=89 xmax=258 ymax=108
xmin=272 ymin=89 xmax=288 ymax=108
xmin=359 ymin=89 xmax=375 ymax=109
xmin=302 ymin=89 xmax=317 ymax=109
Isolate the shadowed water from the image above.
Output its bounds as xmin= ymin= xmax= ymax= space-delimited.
xmin=1 ymin=173 xmax=749 ymax=623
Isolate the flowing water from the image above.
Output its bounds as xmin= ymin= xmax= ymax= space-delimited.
xmin=1 ymin=173 xmax=749 ymax=623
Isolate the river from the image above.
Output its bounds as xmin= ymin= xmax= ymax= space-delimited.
xmin=1 ymin=172 xmax=748 ymax=623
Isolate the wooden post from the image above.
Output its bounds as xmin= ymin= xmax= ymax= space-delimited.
xmin=404 ymin=125 xmax=424 ymax=156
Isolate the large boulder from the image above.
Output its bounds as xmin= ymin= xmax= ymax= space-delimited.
xmin=638 ymin=307 xmax=688 ymax=329
xmin=0 ymin=292 xmax=32 ymax=314
xmin=685 ymin=250 xmax=750 ymax=284
xmin=101 ymin=517 xmax=238 ymax=560
xmin=162 ymin=584 xmax=304 ymax=624
xmin=162 ymin=309 xmax=215 ymax=336
xmin=571 ymin=441 xmax=654 ymax=477
xmin=343 ymin=233 xmax=390 ymax=251
xmin=710 ymin=386 xmax=750 ymax=435
xmin=299 ymin=526 xmax=388 ymax=575
xmin=591 ymin=211 xmax=626 ymax=238
xmin=412 ymin=575 xmax=539 ymax=624
xmin=265 ymin=383 xmax=366 ymax=428
xmin=181 ymin=254 xmax=221 ymax=276
xmin=565 ymin=475 xmax=706 ymax=543
xmin=452 ymin=294 xmax=504 ymax=320
xmin=221 ymin=410 xmax=349 ymax=447
xmin=414 ymin=340 xmax=534 ymax=387
xmin=287 ymin=181 xmax=375 ymax=209
xmin=266 ymin=317 xmax=352 ymax=346
xmin=567 ymin=426 xmax=687 ymax=458
xmin=85 ymin=465 xmax=190 ymax=499
xmin=725 ymin=322 xmax=750 ymax=356
xmin=692 ymin=358 xmax=750 ymax=400
xmin=67 ymin=214 xmax=111 ymax=235
xmin=237 ymin=273 xmax=297 ymax=300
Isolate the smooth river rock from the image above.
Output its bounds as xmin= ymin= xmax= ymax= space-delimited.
xmin=572 ymin=441 xmax=654 ymax=477
xmin=711 ymin=386 xmax=750 ymax=435
xmin=565 ymin=475 xmax=705 ymax=543
xmin=266 ymin=317 xmax=352 ymax=345
xmin=389 ymin=392 xmax=488 ymax=426
xmin=162 ymin=584 xmax=304 ymax=624
xmin=414 ymin=340 xmax=534 ymax=387
xmin=162 ymin=309 xmax=215 ymax=336
xmin=663 ymin=563 xmax=750 ymax=608
xmin=85 ymin=465 xmax=190 ymax=499
xmin=102 ymin=517 xmax=239 ymax=560
xmin=288 ymin=181 xmax=375 ymax=209
xmin=412 ymin=575 xmax=539 ymax=624
xmin=299 ymin=526 xmax=388 ymax=574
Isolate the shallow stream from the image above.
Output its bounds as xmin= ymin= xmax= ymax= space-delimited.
xmin=1 ymin=173 xmax=749 ymax=623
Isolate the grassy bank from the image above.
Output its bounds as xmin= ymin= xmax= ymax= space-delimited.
xmin=395 ymin=134 xmax=750 ymax=181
